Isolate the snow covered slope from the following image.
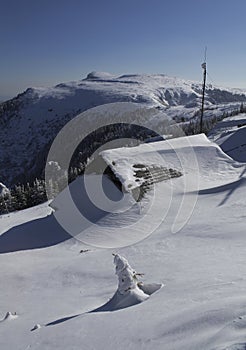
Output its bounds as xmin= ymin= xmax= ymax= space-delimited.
xmin=209 ymin=113 xmax=246 ymax=162
xmin=1 ymin=71 xmax=246 ymax=186
xmin=1 ymin=134 xmax=246 ymax=350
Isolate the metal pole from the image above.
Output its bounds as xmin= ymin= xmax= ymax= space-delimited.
xmin=200 ymin=62 xmax=207 ymax=133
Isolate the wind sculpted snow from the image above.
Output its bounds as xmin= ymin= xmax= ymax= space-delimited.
xmin=0 ymin=133 xmax=246 ymax=350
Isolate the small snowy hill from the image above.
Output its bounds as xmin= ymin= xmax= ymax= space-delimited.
xmin=1 ymin=71 xmax=246 ymax=187
xmin=209 ymin=113 xmax=246 ymax=162
xmin=1 ymin=133 xmax=242 ymax=251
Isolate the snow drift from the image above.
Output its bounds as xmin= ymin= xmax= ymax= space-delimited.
xmin=1 ymin=130 xmax=246 ymax=349
xmin=209 ymin=113 xmax=246 ymax=162
xmin=92 ymin=254 xmax=161 ymax=312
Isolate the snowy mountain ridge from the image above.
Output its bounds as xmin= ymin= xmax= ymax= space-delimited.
xmin=1 ymin=71 xmax=246 ymax=187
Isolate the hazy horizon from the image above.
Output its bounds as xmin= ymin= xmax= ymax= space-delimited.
xmin=1 ymin=0 xmax=246 ymax=100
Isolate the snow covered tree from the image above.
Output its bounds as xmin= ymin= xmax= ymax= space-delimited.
xmin=0 ymin=182 xmax=11 ymax=213
xmin=93 ymin=254 xmax=149 ymax=312
xmin=113 ymin=254 xmax=145 ymax=295
xmin=0 ymin=182 xmax=10 ymax=197
xmin=0 ymin=179 xmax=48 ymax=214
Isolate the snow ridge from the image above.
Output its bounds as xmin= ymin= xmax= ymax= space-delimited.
xmin=1 ymin=72 xmax=246 ymax=187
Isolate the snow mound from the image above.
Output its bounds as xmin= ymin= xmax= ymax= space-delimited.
xmin=0 ymin=312 xmax=18 ymax=322
xmin=92 ymin=254 xmax=161 ymax=312
xmin=209 ymin=114 xmax=246 ymax=162
xmin=101 ymin=133 xmax=241 ymax=194
xmin=31 ymin=324 xmax=41 ymax=331
xmin=93 ymin=287 xmax=148 ymax=312
xmin=46 ymin=133 xmax=246 ymax=249
xmin=219 ymin=127 xmax=246 ymax=162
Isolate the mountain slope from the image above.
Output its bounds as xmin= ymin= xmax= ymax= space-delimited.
xmin=0 ymin=134 xmax=246 ymax=350
xmin=1 ymin=71 xmax=246 ymax=187
xmin=209 ymin=113 xmax=246 ymax=162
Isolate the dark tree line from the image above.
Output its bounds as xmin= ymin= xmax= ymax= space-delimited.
xmin=182 ymin=102 xmax=246 ymax=135
xmin=0 ymin=179 xmax=47 ymax=214
xmin=1 ymin=104 xmax=245 ymax=215
xmin=0 ymin=123 xmax=157 ymax=214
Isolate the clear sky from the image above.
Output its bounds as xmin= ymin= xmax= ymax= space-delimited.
xmin=1 ymin=0 xmax=246 ymax=100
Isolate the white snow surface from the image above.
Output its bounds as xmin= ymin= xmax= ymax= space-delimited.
xmin=1 ymin=133 xmax=246 ymax=350
xmin=209 ymin=113 xmax=246 ymax=162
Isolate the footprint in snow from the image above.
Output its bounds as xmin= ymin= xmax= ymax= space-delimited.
xmin=31 ymin=324 xmax=42 ymax=331
xmin=0 ymin=312 xmax=18 ymax=322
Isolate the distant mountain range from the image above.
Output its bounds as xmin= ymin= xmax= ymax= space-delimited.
xmin=1 ymin=71 xmax=246 ymax=187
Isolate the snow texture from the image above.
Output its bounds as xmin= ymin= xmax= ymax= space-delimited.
xmin=209 ymin=113 xmax=246 ymax=162
xmin=0 ymin=125 xmax=246 ymax=349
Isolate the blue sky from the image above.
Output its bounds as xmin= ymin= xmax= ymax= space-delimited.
xmin=1 ymin=0 xmax=246 ymax=99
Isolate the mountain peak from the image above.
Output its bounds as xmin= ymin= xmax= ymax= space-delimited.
xmin=85 ymin=71 xmax=115 ymax=81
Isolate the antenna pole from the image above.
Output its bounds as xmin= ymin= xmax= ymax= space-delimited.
xmin=200 ymin=48 xmax=207 ymax=133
